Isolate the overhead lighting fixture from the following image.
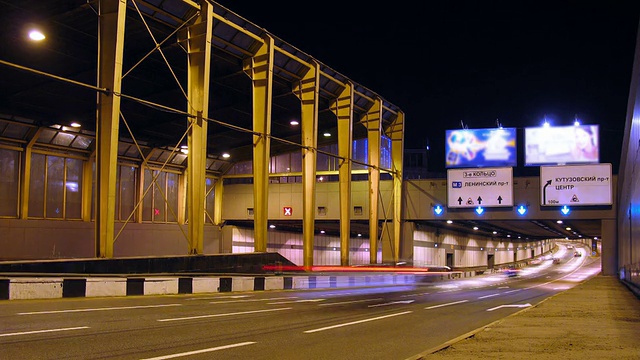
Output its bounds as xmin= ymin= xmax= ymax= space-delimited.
xmin=473 ymin=226 xmax=479 ymax=230
xmin=557 ymin=220 xmax=563 ymax=224
xmin=70 ymin=122 xmax=81 ymax=128
xmin=446 ymin=220 xmax=453 ymax=224
xmin=222 ymin=153 xmax=230 ymax=158
xmin=290 ymin=120 xmax=299 ymax=126
xmin=28 ymin=29 xmax=45 ymax=41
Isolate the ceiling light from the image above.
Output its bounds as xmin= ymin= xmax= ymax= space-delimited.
xmin=557 ymin=220 xmax=563 ymax=224
xmin=473 ymin=226 xmax=479 ymax=230
xmin=446 ymin=220 xmax=453 ymax=224
xmin=566 ymin=227 xmax=571 ymax=231
xmin=28 ymin=29 xmax=45 ymax=41
xmin=323 ymin=132 xmax=331 ymax=137
xmin=70 ymin=122 xmax=81 ymax=128
xmin=222 ymin=153 xmax=230 ymax=158
xmin=290 ymin=120 xmax=299 ymax=126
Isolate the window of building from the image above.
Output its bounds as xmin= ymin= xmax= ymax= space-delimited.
xmin=0 ymin=149 xmax=20 ymax=217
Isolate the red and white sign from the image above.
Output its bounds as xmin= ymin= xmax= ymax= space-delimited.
xmin=283 ymin=207 xmax=293 ymax=216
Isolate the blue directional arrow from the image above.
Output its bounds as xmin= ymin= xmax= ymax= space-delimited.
xmin=517 ymin=205 xmax=527 ymax=215
xmin=475 ymin=206 xmax=484 ymax=215
xmin=561 ymin=205 xmax=570 ymax=215
xmin=434 ymin=205 xmax=443 ymax=215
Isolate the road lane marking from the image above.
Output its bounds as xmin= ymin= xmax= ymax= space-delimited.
xmin=268 ymin=299 xmax=325 ymax=304
xmin=209 ymin=297 xmax=297 ymax=304
xmin=157 ymin=307 xmax=291 ymax=322
xmin=303 ymin=311 xmax=412 ymax=333
xmin=477 ymin=293 xmax=501 ymax=299
xmin=186 ymin=295 xmax=252 ymax=300
xmin=0 ymin=326 xmax=89 ymax=337
xmin=503 ymin=289 xmax=521 ymax=294
xmin=425 ymin=300 xmax=468 ymax=309
xmin=487 ymin=303 xmax=531 ymax=311
xmin=368 ymin=300 xmax=415 ymax=308
xmin=18 ymin=304 xmax=181 ymax=315
xmin=318 ymin=298 xmax=383 ymax=306
xmin=139 ymin=342 xmax=256 ymax=359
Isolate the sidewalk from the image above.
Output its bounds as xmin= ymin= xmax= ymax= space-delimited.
xmin=412 ymin=275 xmax=640 ymax=360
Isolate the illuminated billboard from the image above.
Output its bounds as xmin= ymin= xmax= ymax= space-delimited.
xmin=445 ymin=127 xmax=517 ymax=168
xmin=525 ymin=125 xmax=599 ymax=166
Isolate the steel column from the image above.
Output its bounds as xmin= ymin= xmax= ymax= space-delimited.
xmin=186 ymin=3 xmax=213 ymax=254
xmin=295 ymin=60 xmax=320 ymax=269
xmin=243 ymin=35 xmax=275 ymax=252
xmin=332 ymin=82 xmax=354 ymax=266
xmin=95 ymin=0 xmax=126 ymax=258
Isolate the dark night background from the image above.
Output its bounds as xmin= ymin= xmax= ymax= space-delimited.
xmin=218 ymin=1 xmax=640 ymax=175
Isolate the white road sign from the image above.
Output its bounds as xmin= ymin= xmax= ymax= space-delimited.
xmin=447 ymin=167 xmax=514 ymax=208
xmin=540 ymin=163 xmax=612 ymax=206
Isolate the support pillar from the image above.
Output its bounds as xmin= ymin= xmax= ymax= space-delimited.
xmin=185 ymin=4 xmax=213 ymax=254
xmin=601 ymin=219 xmax=617 ymax=275
xmin=95 ymin=0 xmax=126 ymax=258
xmin=295 ymin=60 xmax=320 ymax=269
xmin=243 ymin=35 xmax=275 ymax=252
xmin=385 ymin=110 xmax=404 ymax=263
xmin=332 ymin=82 xmax=354 ymax=266
xmin=363 ymin=98 xmax=383 ymax=264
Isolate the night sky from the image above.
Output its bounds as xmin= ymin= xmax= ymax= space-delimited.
xmin=218 ymin=1 xmax=640 ymax=175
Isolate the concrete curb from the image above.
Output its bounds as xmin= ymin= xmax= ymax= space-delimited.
xmin=0 ymin=273 xmax=452 ymax=300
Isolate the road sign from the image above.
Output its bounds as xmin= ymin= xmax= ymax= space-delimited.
xmin=540 ymin=163 xmax=612 ymax=206
xmin=447 ymin=167 xmax=514 ymax=208
xmin=283 ymin=207 xmax=293 ymax=216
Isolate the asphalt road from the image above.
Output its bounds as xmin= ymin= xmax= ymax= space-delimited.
xmin=0 ymin=244 xmax=598 ymax=360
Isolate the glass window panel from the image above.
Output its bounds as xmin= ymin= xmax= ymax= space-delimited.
xmin=171 ymin=153 xmax=187 ymax=165
xmin=142 ymin=169 xmax=153 ymax=221
xmin=46 ymin=156 xmax=64 ymax=219
xmin=28 ymin=153 xmax=45 ymax=217
xmin=36 ymin=128 xmax=56 ymax=143
xmin=290 ymin=151 xmax=302 ymax=172
xmin=229 ymin=161 xmax=252 ymax=175
xmin=381 ymin=135 xmax=392 ymax=170
xmin=65 ymin=158 xmax=82 ymax=219
xmin=91 ymin=161 xmax=95 ymax=220
xmin=353 ymin=138 xmax=368 ymax=170
xmin=51 ymin=132 xmax=75 ymax=147
xmin=0 ymin=149 xmax=19 ymax=217
xmin=119 ymin=165 xmax=137 ymax=222
xmin=3 ymin=123 xmax=29 ymax=139
xmin=166 ymin=172 xmax=178 ymax=223
xmin=71 ymin=135 xmax=93 ymax=149
xmin=153 ymin=171 xmax=166 ymax=222
xmin=205 ymin=177 xmax=215 ymax=224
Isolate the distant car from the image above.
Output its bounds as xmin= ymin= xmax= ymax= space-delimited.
xmin=574 ymin=251 xmax=582 ymax=257
xmin=505 ymin=267 xmax=520 ymax=277
xmin=552 ymin=257 xmax=561 ymax=264
xmin=567 ymin=245 xmax=574 ymax=249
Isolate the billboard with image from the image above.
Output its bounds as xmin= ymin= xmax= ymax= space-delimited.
xmin=445 ymin=127 xmax=517 ymax=168
xmin=525 ymin=125 xmax=599 ymax=166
